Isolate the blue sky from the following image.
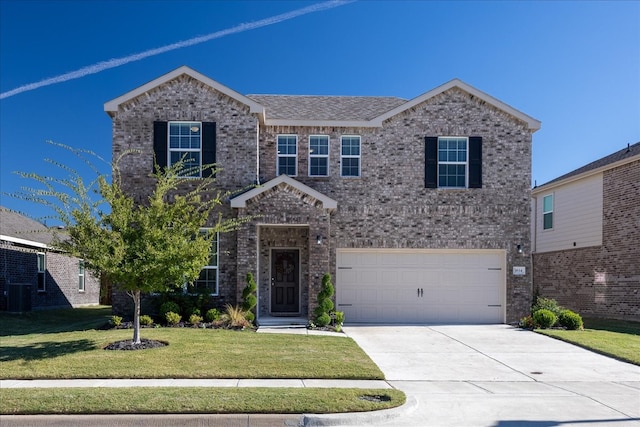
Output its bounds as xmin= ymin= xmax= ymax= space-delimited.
xmin=1 ymin=0 xmax=638 ymax=222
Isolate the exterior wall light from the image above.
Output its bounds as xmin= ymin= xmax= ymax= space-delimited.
xmin=517 ymin=244 xmax=523 ymax=254
xmin=317 ymin=235 xmax=323 ymax=245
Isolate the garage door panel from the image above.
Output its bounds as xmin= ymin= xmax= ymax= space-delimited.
xmin=337 ymin=250 xmax=505 ymax=324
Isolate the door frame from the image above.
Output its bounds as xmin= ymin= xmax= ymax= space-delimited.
xmin=269 ymin=248 xmax=301 ymax=316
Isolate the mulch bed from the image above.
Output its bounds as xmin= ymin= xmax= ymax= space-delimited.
xmin=104 ymin=338 xmax=169 ymax=351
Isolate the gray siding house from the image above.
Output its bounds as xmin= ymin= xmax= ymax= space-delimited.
xmin=532 ymin=142 xmax=640 ymax=321
xmin=0 ymin=207 xmax=101 ymax=311
xmin=105 ymin=66 xmax=540 ymax=324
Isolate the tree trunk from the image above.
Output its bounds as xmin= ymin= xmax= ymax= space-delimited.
xmin=132 ymin=290 xmax=141 ymax=344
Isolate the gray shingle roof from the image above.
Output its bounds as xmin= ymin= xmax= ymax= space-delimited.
xmin=0 ymin=206 xmax=55 ymax=246
xmin=539 ymin=141 xmax=640 ymax=187
xmin=246 ymin=95 xmax=407 ymax=121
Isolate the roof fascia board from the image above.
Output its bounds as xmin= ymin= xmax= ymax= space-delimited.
xmin=104 ymin=66 xmax=265 ymax=119
xmin=532 ymin=153 xmax=640 ymax=195
xmin=375 ymin=79 xmax=541 ymax=131
xmin=231 ymin=175 xmax=337 ymax=209
xmin=1 ymin=234 xmax=49 ymax=249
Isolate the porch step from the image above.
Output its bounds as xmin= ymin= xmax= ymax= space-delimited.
xmin=257 ymin=317 xmax=308 ymax=327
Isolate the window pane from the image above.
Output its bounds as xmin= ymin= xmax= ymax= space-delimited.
xmin=278 ymin=157 xmax=296 ymax=175
xmin=310 ymin=136 xmax=329 ymax=155
xmin=310 ymin=157 xmax=328 ymax=176
xmin=342 ymin=158 xmax=360 ymax=177
xmin=543 ymin=195 xmax=553 ymax=212
xmin=543 ymin=212 xmax=553 ymax=230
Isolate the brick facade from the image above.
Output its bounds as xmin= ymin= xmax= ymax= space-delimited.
xmin=533 ymin=160 xmax=640 ymax=320
xmin=0 ymin=241 xmax=100 ymax=311
xmin=109 ymin=69 xmax=536 ymax=323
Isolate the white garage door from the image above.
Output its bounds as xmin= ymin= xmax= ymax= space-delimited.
xmin=336 ymin=249 xmax=505 ymax=324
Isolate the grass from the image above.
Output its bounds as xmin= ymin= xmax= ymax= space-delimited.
xmin=536 ymin=317 xmax=640 ymax=365
xmin=0 ymin=306 xmax=402 ymax=415
xmin=0 ymin=388 xmax=405 ymax=415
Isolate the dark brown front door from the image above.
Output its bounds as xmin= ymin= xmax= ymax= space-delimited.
xmin=271 ymin=249 xmax=299 ymax=314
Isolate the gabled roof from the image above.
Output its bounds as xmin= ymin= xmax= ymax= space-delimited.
xmin=230 ymin=175 xmax=337 ymax=210
xmin=104 ymin=66 xmax=540 ymax=131
xmin=104 ymin=66 xmax=265 ymax=119
xmin=0 ymin=206 xmax=54 ymax=248
xmin=533 ymin=141 xmax=640 ymax=194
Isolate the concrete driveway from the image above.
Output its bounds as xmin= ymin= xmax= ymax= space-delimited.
xmin=343 ymin=325 xmax=640 ymax=427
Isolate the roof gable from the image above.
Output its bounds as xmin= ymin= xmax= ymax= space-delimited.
xmin=533 ymin=141 xmax=640 ymax=193
xmin=104 ymin=66 xmax=265 ymax=119
xmin=230 ymin=175 xmax=337 ymax=210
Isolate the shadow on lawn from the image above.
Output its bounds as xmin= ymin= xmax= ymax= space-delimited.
xmin=0 ymin=339 xmax=96 ymax=362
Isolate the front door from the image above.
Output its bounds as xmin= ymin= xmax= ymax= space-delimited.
xmin=271 ymin=249 xmax=299 ymax=314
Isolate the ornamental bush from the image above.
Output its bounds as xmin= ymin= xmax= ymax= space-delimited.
xmin=532 ymin=297 xmax=563 ymax=318
xmin=110 ymin=315 xmax=123 ymax=327
xmin=206 ymin=308 xmax=221 ymax=322
xmin=314 ymin=273 xmax=335 ymax=327
xmin=165 ymin=311 xmax=182 ymax=326
xmin=189 ymin=314 xmax=203 ymax=325
xmin=533 ymin=309 xmax=557 ymax=329
xmin=558 ymin=309 xmax=583 ymax=330
xmin=242 ymin=272 xmax=258 ymax=324
xmin=160 ymin=301 xmax=181 ymax=319
xmin=139 ymin=315 xmax=154 ymax=326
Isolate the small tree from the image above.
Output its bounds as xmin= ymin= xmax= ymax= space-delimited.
xmin=12 ymin=143 xmax=246 ymax=345
xmin=314 ymin=273 xmax=334 ymax=327
xmin=242 ymin=272 xmax=257 ymax=324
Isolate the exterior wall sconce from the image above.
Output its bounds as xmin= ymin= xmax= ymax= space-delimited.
xmin=517 ymin=244 xmax=523 ymax=254
xmin=317 ymin=235 xmax=323 ymax=245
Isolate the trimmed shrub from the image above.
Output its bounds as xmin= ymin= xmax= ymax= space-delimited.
xmin=558 ymin=309 xmax=583 ymax=330
xmin=188 ymin=308 xmax=201 ymax=317
xmin=532 ymin=297 xmax=563 ymax=318
xmin=110 ymin=315 xmax=123 ymax=327
xmin=533 ymin=309 xmax=557 ymax=329
xmin=314 ymin=273 xmax=335 ymax=327
xmin=519 ymin=315 xmax=534 ymax=329
xmin=160 ymin=301 xmax=181 ymax=319
xmin=139 ymin=315 xmax=154 ymax=326
xmin=333 ymin=311 xmax=345 ymax=332
xmin=206 ymin=308 xmax=221 ymax=323
xmin=189 ymin=314 xmax=203 ymax=325
xmin=242 ymin=272 xmax=258 ymax=324
xmin=165 ymin=311 xmax=181 ymax=326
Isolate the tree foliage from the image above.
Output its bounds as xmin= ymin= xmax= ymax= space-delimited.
xmin=12 ymin=142 xmax=247 ymax=344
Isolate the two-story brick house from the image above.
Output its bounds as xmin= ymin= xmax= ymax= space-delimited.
xmin=105 ymin=66 xmax=540 ymax=324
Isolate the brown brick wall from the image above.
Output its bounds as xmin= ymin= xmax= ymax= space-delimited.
xmin=533 ymin=160 xmax=640 ymax=320
xmin=0 ymin=241 xmax=100 ymax=311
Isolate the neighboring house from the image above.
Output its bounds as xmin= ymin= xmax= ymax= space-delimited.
xmin=0 ymin=207 xmax=100 ymax=311
xmin=105 ymin=66 xmax=540 ymax=324
xmin=532 ymin=142 xmax=640 ymax=321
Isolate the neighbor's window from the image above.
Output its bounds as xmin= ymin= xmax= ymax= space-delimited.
xmin=169 ymin=121 xmax=202 ymax=177
xmin=309 ymin=135 xmax=329 ymax=176
xmin=277 ymin=135 xmax=297 ymax=176
xmin=78 ymin=260 xmax=85 ymax=292
xmin=438 ymin=137 xmax=468 ymax=188
xmin=37 ymin=252 xmax=46 ymax=292
xmin=341 ymin=135 xmax=361 ymax=177
xmin=188 ymin=231 xmax=219 ymax=295
xmin=543 ymin=194 xmax=554 ymax=230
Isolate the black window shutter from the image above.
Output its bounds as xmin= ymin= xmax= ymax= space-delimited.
xmin=202 ymin=122 xmax=216 ymax=178
xmin=424 ymin=136 xmax=438 ymax=188
xmin=468 ymin=136 xmax=482 ymax=188
xmin=153 ymin=121 xmax=168 ymax=173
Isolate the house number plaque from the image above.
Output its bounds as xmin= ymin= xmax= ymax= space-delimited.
xmin=512 ymin=266 xmax=526 ymax=276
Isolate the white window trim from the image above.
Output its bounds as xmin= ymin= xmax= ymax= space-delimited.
xmin=542 ymin=193 xmax=554 ymax=230
xmin=340 ymin=135 xmax=361 ymax=178
xmin=168 ymin=121 xmax=203 ymax=178
xmin=276 ymin=134 xmax=298 ymax=177
xmin=437 ymin=136 xmax=469 ymax=189
xmin=37 ymin=252 xmax=46 ymax=292
xmin=308 ymin=135 xmax=330 ymax=177
xmin=78 ymin=260 xmax=85 ymax=292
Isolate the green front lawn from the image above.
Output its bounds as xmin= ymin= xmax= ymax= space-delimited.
xmin=536 ymin=317 xmax=640 ymax=365
xmin=0 ymin=306 xmax=403 ymax=415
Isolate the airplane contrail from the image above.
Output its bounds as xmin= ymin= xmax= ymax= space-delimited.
xmin=0 ymin=0 xmax=354 ymax=100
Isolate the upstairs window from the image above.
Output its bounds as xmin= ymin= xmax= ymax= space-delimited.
xmin=153 ymin=121 xmax=216 ymax=177
xmin=438 ymin=137 xmax=468 ymax=188
xmin=425 ymin=136 xmax=482 ymax=189
xmin=309 ymin=135 xmax=329 ymax=176
xmin=37 ymin=252 xmax=46 ymax=292
xmin=187 ymin=231 xmax=219 ymax=295
xmin=341 ymin=136 xmax=361 ymax=177
xmin=78 ymin=260 xmax=85 ymax=292
xmin=277 ymin=135 xmax=297 ymax=176
xmin=543 ymin=194 xmax=554 ymax=230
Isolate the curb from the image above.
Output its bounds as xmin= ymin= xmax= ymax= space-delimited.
xmin=303 ymin=395 xmax=418 ymax=426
